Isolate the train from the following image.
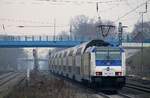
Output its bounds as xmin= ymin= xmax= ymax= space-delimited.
xmin=48 ymin=39 xmax=126 ymax=90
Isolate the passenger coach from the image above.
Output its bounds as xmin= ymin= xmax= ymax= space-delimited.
xmin=49 ymin=40 xmax=126 ymax=90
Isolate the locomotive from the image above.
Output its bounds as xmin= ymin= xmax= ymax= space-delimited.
xmin=49 ymin=39 xmax=126 ymax=90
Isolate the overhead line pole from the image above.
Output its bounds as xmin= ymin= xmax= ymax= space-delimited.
xmin=53 ymin=18 xmax=56 ymax=41
xmin=118 ymin=22 xmax=127 ymax=46
xmin=115 ymin=0 xmax=150 ymax=22
xmin=139 ymin=1 xmax=148 ymax=76
xmin=96 ymin=2 xmax=115 ymax=40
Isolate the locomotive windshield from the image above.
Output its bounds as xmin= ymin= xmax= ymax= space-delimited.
xmin=96 ymin=51 xmax=121 ymax=60
xmin=95 ymin=47 xmax=122 ymax=66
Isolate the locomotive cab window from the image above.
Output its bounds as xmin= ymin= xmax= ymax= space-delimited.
xmin=76 ymin=48 xmax=82 ymax=55
xmin=95 ymin=48 xmax=122 ymax=66
xmin=96 ymin=51 xmax=121 ymax=60
xmin=109 ymin=52 xmax=121 ymax=60
xmin=63 ymin=51 xmax=67 ymax=57
xmin=68 ymin=50 xmax=74 ymax=56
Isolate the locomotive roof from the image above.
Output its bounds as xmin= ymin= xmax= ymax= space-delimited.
xmin=50 ymin=39 xmax=111 ymax=57
xmin=84 ymin=39 xmax=110 ymax=51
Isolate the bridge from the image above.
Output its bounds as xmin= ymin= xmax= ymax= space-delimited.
xmin=122 ymin=42 xmax=150 ymax=49
xmin=0 ymin=35 xmax=85 ymax=47
xmin=0 ymin=35 xmax=149 ymax=48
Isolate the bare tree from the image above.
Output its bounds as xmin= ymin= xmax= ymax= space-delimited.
xmin=70 ymin=15 xmax=116 ymax=40
xmin=132 ymin=21 xmax=150 ymax=42
xmin=70 ymin=15 xmax=97 ymax=40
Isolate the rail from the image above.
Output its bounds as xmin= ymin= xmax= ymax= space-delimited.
xmin=125 ymin=83 xmax=150 ymax=93
xmin=49 ymin=71 xmax=132 ymax=98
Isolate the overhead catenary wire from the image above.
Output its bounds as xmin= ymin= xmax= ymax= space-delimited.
xmin=1 ymin=0 xmax=149 ymax=33
xmin=0 ymin=18 xmax=52 ymax=24
xmin=36 ymin=0 xmax=127 ymax=4
xmin=123 ymin=0 xmax=139 ymax=13
xmin=1 ymin=0 xmax=128 ymax=5
xmin=17 ymin=25 xmax=68 ymax=28
xmin=130 ymin=15 xmax=143 ymax=29
xmin=96 ymin=2 xmax=121 ymax=14
xmin=115 ymin=0 xmax=150 ymax=22
xmin=145 ymin=12 xmax=150 ymax=21
xmin=124 ymin=0 xmax=132 ymax=9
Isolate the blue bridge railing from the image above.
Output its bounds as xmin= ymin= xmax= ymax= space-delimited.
xmin=0 ymin=35 xmax=89 ymax=47
xmin=0 ymin=35 xmax=90 ymax=42
xmin=0 ymin=35 xmax=149 ymax=47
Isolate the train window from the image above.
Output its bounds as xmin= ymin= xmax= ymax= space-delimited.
xmin=61 ymin=52 xmax=64 ymax=58
xmin=54 ymin=54 xmax=56 ymax=58
xmin=68 ymin=66 xmax=71 ymax=72
xmin=55 ymin=65 xmax=57 ymax=70
xmin=96 ymin=52 xmax=108 ymax=60
xmin=56 ymin=54 xmax=58 ymax=58
xmin=59 ymin=53 xmax=62 ymax=57
xmin=63 ymin=51 xmax=67 ymax=57
xmin=59 ymin=66 xmax=61 ymax=70
xmin=76 ymin=67 xmax=80 ymax=75
xmin=63 ymin=66 xmax=66 ymax=71
xmin=96 ymin=51 xmax=121 ymax=60
xmin=76 ymin=48 xmax=82 ymax=55
xmin=59 ymin=53 xmax=62 ymax=58
xmin=109 ymin=52 xmax=121 ymax=60
xmin=68 ymin=50 xmax=74 ymax=56
xmin=56 ymin=54 xmax=59 ymax=58
xmin=52 ymin=55 xmax=54 ymax=58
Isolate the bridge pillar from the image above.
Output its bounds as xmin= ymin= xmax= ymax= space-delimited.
xmin=33 ymin=49 xmax=39 ymax=71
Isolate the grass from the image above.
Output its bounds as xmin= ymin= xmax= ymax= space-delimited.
xmin=4 ymin=71 xmax=96 ymax=98
xmin=126 ymin=47 xmax=150 ymax=78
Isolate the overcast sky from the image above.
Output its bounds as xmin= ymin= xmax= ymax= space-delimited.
xmin=0 ymin=0 xmax=149 ymax=36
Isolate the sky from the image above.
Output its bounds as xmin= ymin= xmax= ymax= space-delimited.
xmin=0 ymin=0 xmax=150 ymax=36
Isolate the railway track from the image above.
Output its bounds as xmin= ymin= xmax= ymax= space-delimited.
xmin=125 ymin=83 xmax=150 ymax=93
xmin=97 ymin=79 xmax=150 ymax=98
xmin=47 ymin=72 xmax=132 ymax=98
xmin=0 ymin=72 xmax=26 ymax=96
xmin=97 ymin=92 xmax=132 ymax=98
xmin=0 ymin=73 xmax=19 ymax=86
xmin=42 ymin=71 xmax=150 ymax=98
xmin=0 ymin=72 xmax=13 ymax=80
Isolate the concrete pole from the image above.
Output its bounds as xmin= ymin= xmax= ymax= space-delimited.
xmin=33 ymin=49 xmax=39 ymax=71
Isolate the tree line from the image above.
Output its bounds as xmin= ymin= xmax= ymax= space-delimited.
xmin=58 ymin=15 xmax=150 ymax=42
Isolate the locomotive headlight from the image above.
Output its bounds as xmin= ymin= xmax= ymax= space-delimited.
xmin=96 ymin=72 xmax=102 ymax=76
xmin=115 ymin=72 xmax=122 ymax=76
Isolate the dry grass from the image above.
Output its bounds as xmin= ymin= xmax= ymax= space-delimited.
xmin=4 ymin=71 xmax=96 ymax=98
